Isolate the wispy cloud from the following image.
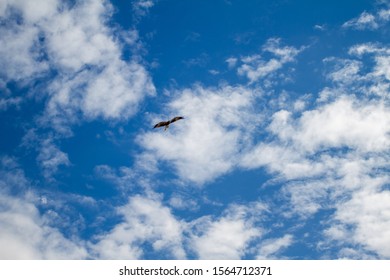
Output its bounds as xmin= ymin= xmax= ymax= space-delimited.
xmin=0 ymin=96 xmax=22 ymax=111
xmin=20 ymin=129 xmax=71 ymax=180
xmin=342 ymin=11 xmax=379 ymax=30
xmin=236 ymin=38 xmax=303 ymax=84
xmin=226 ymin=57 xmax=238 ymax=69
xmin=94 ymin=165 xmax=135 ymax=190
xmin=324 ymin=58 xmax=363 ymax=85
xmin=256 ymin=234 xmax=293 ymax=259
xmin=342 ymin=8 xmax=390 ymax=30
xmin=0 ymin=157 xmax=87 ymax=259
xmin=132 ymin=0 xmax=156 ymax=20
xmin=37 ymin=139 xmax=71 ymax=180
xmin=183 ymin=53 xmax=209 ymax=68
xmin=314 ymin=24 xmax=327 ymax=31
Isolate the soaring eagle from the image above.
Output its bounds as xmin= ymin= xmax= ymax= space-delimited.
xmin=153 ymin=116 xmax=184 ymax=131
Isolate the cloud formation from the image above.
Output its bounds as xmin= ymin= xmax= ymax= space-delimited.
xmin=139 ymin=85 xmax=261 ymax=185
xmin=92 ymin=194 xmax=186 ymax=259
xmin=240 ymin=41 xmax=390 ymax=257
xmin=0 ymin=157 xmax=87 ymax=259
xmin=236 ymin=38 xmax=302 ymax=84
xmin=0 ymin=0 xmax=156 ymax=179
xmin=91 ymin=192 xmax=271 ymax=260
xmin=0 ymin=0 xmax=155 ymax=128
xmin=342 ymin=8 xmax=390 ymax=30
xmin=189 ymin=203 xmax=266 ymax=259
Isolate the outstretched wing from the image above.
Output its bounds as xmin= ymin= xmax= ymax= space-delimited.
xmin=153 ymin=121 xmax=170 ymax=128
xmin=169 ymin=116 xmax=184 ymax=124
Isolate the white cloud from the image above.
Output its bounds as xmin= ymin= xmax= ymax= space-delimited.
xmin=0 ymin=0 xmax=156 ymax=187
xmin=331 ymin=188 xmax=390 ymax=258
xmin=0 ymin=97 xmax=22 ymax=111
xmin=241 ymin=142 xmax=324 ymax=181
xmin=241 ymin=94 xmax=390 ymax=182
xmin=342 ymin=11 xmax=378 ymax=30
xmin=43 ymin=0 xmax=156 ymax=122
xmin=0 ymin=0 xmax=58 ymax=22
xmin=256 ymin=234 xmax=293 ymax=259
xmin=21 ymin=130 xmax=71 ymax=179
xmin=190 ymin=217 xmax=257 ymax=259
xmin=37 ymin=139 xmax=70 ymax=179
xmin=91 ymin=194 xmax=269 ymax=260
xmin=3 ymin=1 xmax=390 ymax=261
xmin=0 ymin=157 xmax=87 ymax=259
xmin=132 ymin=0 xmax=155 ymax=19
xmin=0 ymin=22 xmax=48 ymax=82
xmin=373 ymin=55 xmax=390 ymax=80
xmin=94 ymin=165 xmax=135 ymax=190
xmin=43 ymin=3 xmax=117 ymax=72
xmin=92 ymin=194 xmax=186 ymax=259
xmin=82 ymin=61 xmax=155 ymax=119
xmin=226 ymin=57 xmax=238 ymax=69
xmin=324 ymin=58 xmax=362 ymax=85
xmin=0 ymin=0 xmax=155 ymax=127
xmin=314 ymin=24 xmax=327 ymax=31
xmin=1 ymin=155 xmax=271 ymax=260
xmin=241 ymin=95 xmax=390 ymax=175
xmin=0 ymin=157 xmax=30 ymax=192
xmin=168 ymin=194 xmax=198 ymax=211
xmin=347 ymin=43 xmax=390 ymax=81
xmin=189 ymin=203 xmax=266 ymax=259
xmin=208 ymin=69 xmax=220 ymax=75
xmin=138 ymin=85 xmax=261 ymax=185
xmin=134 ymin=0 xmax=155 ymax=9
xmin=342 ymin=8 xmax=390 ymax=30
xmin=120 ymin=35 xmax=390 ymax=259
xmin=347 ymin=43 xmax=390 ymax=97
xmin=0 ymin=193 xmax=88 ymax=259
xmin=270 ymin=96 xmax=390 ymax=153
xmin=337 ymin=247 xmax=377 ymax=259
xmin=379 ymin=8 xmax=390 ymax=21
xmin=236 ymin=38 xmax=302 ymax=83
xmin=348 ymin=43 xmax=390 ymax=57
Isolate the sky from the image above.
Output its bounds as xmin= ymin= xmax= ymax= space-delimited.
xmin=1 ymin=0 xmax=390 ymax=260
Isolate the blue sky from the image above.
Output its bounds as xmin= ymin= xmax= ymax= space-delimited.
xmin=1 ymin=0 xmax=390 ymax=259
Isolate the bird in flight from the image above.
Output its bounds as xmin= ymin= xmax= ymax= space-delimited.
xmin=153 ymin=116 xmax=184 ymax=131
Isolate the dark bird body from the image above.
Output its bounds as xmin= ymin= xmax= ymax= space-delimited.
xmin=153 ymin=116 xmax=184 ymax=131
